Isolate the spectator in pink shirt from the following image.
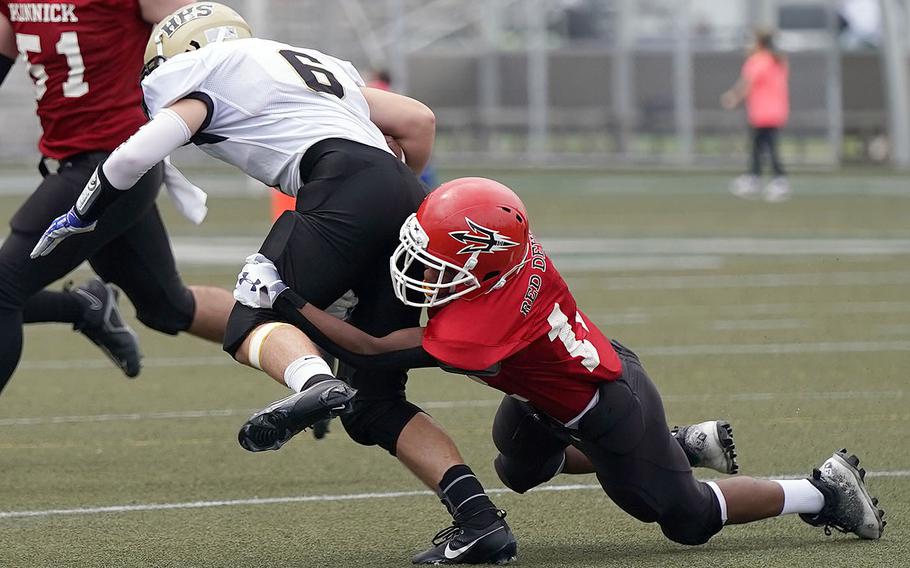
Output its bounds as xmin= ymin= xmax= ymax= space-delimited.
xmin=722 ymin=30 xmax=791 ymax=202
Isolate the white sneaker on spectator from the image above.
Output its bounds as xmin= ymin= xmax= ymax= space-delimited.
xmin=730 ymin=175 xmax=761 ymax=199
xmin=763 ymin=177 xmax=791 ymax=202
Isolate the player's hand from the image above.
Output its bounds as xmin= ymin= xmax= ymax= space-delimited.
xmin=30 ymin=207 xmax=97 ymax=258
xmin=234 ymin=253 xmax=288 ymax=309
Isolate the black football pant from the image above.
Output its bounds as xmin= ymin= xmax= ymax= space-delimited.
xmin=0 ymin=152 xmax=194 ymax=394
xmin=224 ymin=138 xmax=429 ymax=454
xmin=492 ymin=341 xmax=724 ymax=545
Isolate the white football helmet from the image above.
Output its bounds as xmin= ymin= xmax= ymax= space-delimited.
xmin=142 ymin=2 xmax=252 ymax=78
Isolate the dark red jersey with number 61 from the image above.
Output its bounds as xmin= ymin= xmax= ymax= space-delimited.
xmin=1 ymin=0 xmax=150 ymax=159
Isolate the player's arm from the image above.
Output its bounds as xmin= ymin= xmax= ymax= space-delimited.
xmin=234 ymin=254 xmax=436 ymax=369
xmin=30 ymin=98 xmax=208 ymax=258
xmin=275 ymin=290 xmax=438 ymax=370
xmin=138 ymin=0 xmax=195 ymax=25
xmin=234 ymin=255 xmax=501 ymax=374
xmin=0 ymin=13 xmax=16 ymax=88
xmin=362 ymin=87 xmax=435 ymax=175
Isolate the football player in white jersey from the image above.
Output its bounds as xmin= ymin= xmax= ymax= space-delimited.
xmin=31 ymin=3 xmax=516 ymax=564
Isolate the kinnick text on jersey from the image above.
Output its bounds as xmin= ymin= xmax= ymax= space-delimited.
xmin=7 ymin=3 xmax=77 ymax=23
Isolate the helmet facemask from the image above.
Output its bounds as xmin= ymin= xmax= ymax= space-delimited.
xmin=391 ymin=214 xmax=482 ymax=308
xmin=390 ymin=214 xmax=532 ymax=308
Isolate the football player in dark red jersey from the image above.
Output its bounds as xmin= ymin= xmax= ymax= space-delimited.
xmin=0 ymin=0 xmax=234 ymax=392
xmin=234 ymin=177 xmax=885 ymax=563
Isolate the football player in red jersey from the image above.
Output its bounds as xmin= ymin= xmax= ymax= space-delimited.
xmin=235 ymin=178 xmax=886 ymax=563
xmin=0 ymin=0 xmax=234 ymax=392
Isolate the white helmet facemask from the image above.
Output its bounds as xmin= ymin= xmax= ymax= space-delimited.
xmin=390 ymin=214 xmax=481 ymax=308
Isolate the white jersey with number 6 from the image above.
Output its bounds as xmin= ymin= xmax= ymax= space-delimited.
xmin=141 ymin=38 xmax=392 ymax=196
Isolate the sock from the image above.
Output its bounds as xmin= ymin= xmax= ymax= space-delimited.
xmin=774 ymin=479 xmax=825 ymax=515
xmin=22 ymin=290 xmax=85 ymax=324
xmin=439 ymin=464 xmax=498 ymax=527
xmin=284 ymin=355 xmax=334 ymax=392
xmin=705 ymin=481 xmax=728 ymax=525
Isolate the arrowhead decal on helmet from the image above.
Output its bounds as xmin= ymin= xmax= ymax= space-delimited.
xmin=449 ymin=218 xmax=520 ymax=255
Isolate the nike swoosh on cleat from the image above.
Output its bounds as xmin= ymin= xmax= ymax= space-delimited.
xmin=443 ymin=526 xmax=505 ymax=560
xmin=74 ymin=289 xmax=104 ymax=311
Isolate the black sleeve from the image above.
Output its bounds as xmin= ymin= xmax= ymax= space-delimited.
xmin=0 ymin=54 xmax=14 ymax=88
xmin=274 ymin=291 xmax=439 ymax=371
xmin=74 ymin=161 xmax=124 ymax=223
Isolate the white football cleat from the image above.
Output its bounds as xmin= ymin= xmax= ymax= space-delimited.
xmin=800 ymin=449 xmax=885 ymax=539
xmin=672 ymin=420 xmax=738 ymax=475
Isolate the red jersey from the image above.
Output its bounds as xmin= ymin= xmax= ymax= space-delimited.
xmin=1 ymin=0 xmax=150 ymax=159
xmin=423 ymin=236 xmax=623 ymax=424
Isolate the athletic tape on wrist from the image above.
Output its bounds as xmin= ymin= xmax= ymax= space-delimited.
xmin=247 ymin=322 xmax=292 ymax=370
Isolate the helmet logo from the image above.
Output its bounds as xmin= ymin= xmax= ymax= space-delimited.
xmin=160 ymin=4 xmax=214 ymax=38
xmin=449 ymin=217 xmax=519 ymax=255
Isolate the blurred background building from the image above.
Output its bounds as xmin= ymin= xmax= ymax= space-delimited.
xmin=1 ymin=0 xmax=908 ymax=170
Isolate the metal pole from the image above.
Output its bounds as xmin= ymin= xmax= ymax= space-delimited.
xmin=480 ymin=0 xmax=502 ymax=153
xmin=880 ymin=0 xmax=910 ymax=169
xmin=673 ymin=0 xmax=695 ymax=165
xmin=244 ymin=0 xmax=270 ymax=195
xmin=526 ymin=0 xmax=548 ymax=158
xmin=244 ymin=0 xmax=270 ymax=38
xmin=386 ymin=0 xmax=409 ymax=93
xmin=824 ymin=1 xmax=844 ymax=166
xmin=612 ymin=0 xmax=633 ymax=156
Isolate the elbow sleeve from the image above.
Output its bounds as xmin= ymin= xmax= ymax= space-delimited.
xmin=103 ymin=108 xmax=192 ymax=189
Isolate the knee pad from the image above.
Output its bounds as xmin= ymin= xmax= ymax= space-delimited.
xmin=660 ymin=514 xmax=717 ymax=546
xmin=658 ymin=484 xmax=723 ymax=546
xmin=136 ymin=287 xmax=195 ymax=335
xmin=494 ymin=452 xmax=565 ymax=494
xmin=340 ymin=398 xmax=421 ymax=454
xmin=492 ymin=397 xmax=566 ymax=461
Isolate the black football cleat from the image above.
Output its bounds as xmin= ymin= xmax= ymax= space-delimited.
xmin=800 ymin=449 xmax=885 ymax=539
xmin=412 ymin=510 xmax=517 ymax=565
xmin=238 ymin=376 xmax=356 ymax=452
xmin=672 ymin=420 xmax=739 ymax=475
xmin=71 ymin=278 xmax=142 ymax=378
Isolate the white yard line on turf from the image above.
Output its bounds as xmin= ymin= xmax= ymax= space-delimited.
xmin=154 ymin=237 xmax=910 ymax=267
xmin=0 ymin=391 xmax=902 ymax=427
xmin=2 ymin=471 xmax=908 ymax=520
xmin=573 ymin=270 xmax=910 ymax=290
xmin=16 ymin=339 xmax=910 ymax=373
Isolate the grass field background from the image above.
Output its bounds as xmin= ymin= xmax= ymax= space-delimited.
xmin=0 ymin=168 xmax=908 ymax=567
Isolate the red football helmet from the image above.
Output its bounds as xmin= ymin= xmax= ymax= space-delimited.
xmin=391 ymin=177 xmax=531 ymax=307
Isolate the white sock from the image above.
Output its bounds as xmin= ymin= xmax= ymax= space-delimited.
xmin=774 ymin=479 xmax=825 ymax=515
xmin=283 ymin=355 xmax=333 ymax=392
xmin=705 ymin=481 xmax=728 ymax=525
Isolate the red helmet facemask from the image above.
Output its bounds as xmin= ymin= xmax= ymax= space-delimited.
xmin=390 ymin=178 xmax=531 ymax=308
